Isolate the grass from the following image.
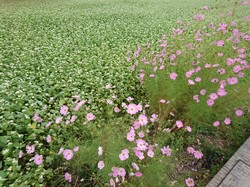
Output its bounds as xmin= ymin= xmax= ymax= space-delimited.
xmin=0 ymin=0 xmax=249 ymax=186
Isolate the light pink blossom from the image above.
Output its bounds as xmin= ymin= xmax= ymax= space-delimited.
xmin=176 ymin=120 xmax=183 ymax=128
xmin=119 ymin=149 xmax=129 ymax=161
xmin=127 ymin=103 xmax=139 ymax=115
xmin=60 ymin=105 xmax=69 ymax=116
xmin=98 ymin=160 xmax=105 ymax=170
xmin=213 ymin=121 xmax=220 ymax=127
xmin=34 ymin=154 xmax=43 ymax=165
xmin=65 ymin=172 xmax=72 ymax=182
xmin=63 ymin=149 xmax=74 ymax=160
xmin=161 ymin=146 xmax=172 ymax=156
xmin=185 ymin=178 xmax=195 ymax=187
xmin=132 ymin=163 xmax=140 ymax=171
xmin=170 ymin=73 xmax=178 ymax=80
xmin=86 ymin=113 xmax=95 ymax=121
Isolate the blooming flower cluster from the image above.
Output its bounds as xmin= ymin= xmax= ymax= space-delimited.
xmin=187 ymin=147 xmax=203 ymax=159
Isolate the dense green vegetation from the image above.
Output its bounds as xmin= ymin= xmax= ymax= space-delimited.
xmin=0 ymin=0 xmax=249 ymax=186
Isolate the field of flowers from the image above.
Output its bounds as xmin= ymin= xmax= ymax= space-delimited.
xmin=0 ymin=0 xmax=249 ymax=186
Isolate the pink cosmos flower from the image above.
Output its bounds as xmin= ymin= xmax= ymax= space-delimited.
xmin=235 ymin=109 xmax=244 ymax=117
xmin=138 ymin=131 xmax=144 ymax=138
xmin=239 ymin=53 xmax=247 ymax=59
xmin=193 ymin=95 xmax=199 ymax=103
xmin=105 ymin=84 xmax=112 ymax=89
xmin=127 ymin=131 xmax=135 ymax=142
xmin=186 ymin=126 xmax=192 ymax=132
xmin=160 ymin=99 xmax=166 ymax=103
xmin=212 ymin=64 xmax=220 ymax=68
xmin=58 ymin=148 xmax=64 ymax=155
xmin=202 ymin=5 xmax=209 ymax=10
xmin=226 ymin=58 xmax=235 ymax=66
xmin=217 ymin=68 xmax=226 ymax=74
xmin=238 ymin=48 xmax=246 ymax=54
xmin=137 ymin=103 xmax=143 ymax=111
xmin=149 ymin=74 xmax=155 ymax=78
xmin=18 ymin=150 xmax=23 ymax=158
xmin=136 ymin=139 xmax=147 ymax=151
xmin=187 ymin=147 xmax=195 ymax=154
xmin=213 ymin=121 xmax=220 ymax=127
xmin=170 ymin=112 xmax=175 ymax=116
xmin=176 ymin=50 xmax=182 ymax=55
xmin=107 ymin=99 xmax=113 ymax=105
xmin=26 ymin=144 xmax=35 ymax=154
xmin=127 ymin=103 xmax=139 ymax=115
xmin=110 ymin=178 xmax=115 ymax=187
xmin=153 ymin=66 xmax=158 ymax=72
xmin=55 ymin=117 xmax=63 ymax=124
xmin=134 ymin=148 xmax=145 ymax=160
xmin=161 ymin=146 xmax=172 ymax=156
xmin=220 ymin=80 xmax=226 ymax=87
xmin=86 ymin=113 xmax=95 ymax=121
xmin=205 ymin=63 xmax=211 ymax=68
xmin=185 ymin=178 xmax=195 ymax=187
xmin=70 ymin=115 xmax=77 ymax=123
xmin=132 ymin=163 xmax=140 ymax=171
xmin=233 ymin=65 xmax=242 ymax=73
xmin=238 ymin=72 xmax=245 ymax=78
xmin=241 ymin=1 xmax=249 ymax=5
xmin=114 ymin=107 xmax=120 ymax=113
xmin=231 ymin=21 xmax=236 ymax=26
xmin=217 ymin=88 xmax=227 ymax=97
xmin=46 ymin=135 xmax=51 ymax=143
xmin=138 ymin=114 xmax=148 ymax=126
xmin=133 ymin=120 xmax=141 ymax=129
xmin=195 ymin=77 xmax=201 ymax=82
xmin=207 ymin=99 xmax=214 ymax=106
xmin=34 ymin=154 xmax=43 ymax=165
xmin=147 ymin=150 xmax=154 ymax=158
xmin=227 ymin=77 xmax=238 ymax=85
xmin=176 ymin=120 xmax=183 ymax=128
xmin=126 ymin=97 xmax=134 ymax=101
xmin=217 ymin=40 xmax=224 ymax=47
xmin=170 ymin=73 xmax=178 ymax=80
xmin=63 ymin=149 xmax=74 ymax=160
xmin=211 ymin=78 xmax=219 ymax=83
xmin=110 ymin=167 xmax=126 ymax=182
xmin=185 ymin=71 xmax=193 ymax=78
xmin=200 ymin=89 xmax=206 ymax=95
xmin=60 ymin=105 xmax=68 ymax=116
xmin=160 ymin=65 xmax=165 ymax=70
xmin=196 ymin=53 xmax=201 ymax=59
xmin=210 ymin=93 xmax=218 ymax=100
xmin=195 ymin=66 xmax=201 ymax=73
xmin=98 ymin=160 xmax=105 ymax=170
xmin=170 ymin=54 xmax=176 ymax=61
xmin=33 ymin=113 xmax=43 ymax=123
xmin=45 ymin=121 xmax=52 ymax=128
xmin=150 ymin=114 xmax=158 ymax=122
xmin=119 ymin=149 xmax=129 ymax=161
xmin=65 ymin=172 xmax=72 ymax=182
xmin=188 ymin=80 xmax=195 ymax=85
xmin=194 ymin=14 xmax=205 ymax=21
xmin=121 ymin=102 xmax=127 ymax=109
xmin=224 ymin=117 xmax=231 ymax=125
xmin=218 ymin=52 xmax=224 ymax=56
xmin=135 ymin=172 xmax=142 ymax=177
xmin=193 ymin=150 xmax=203 ymax=159
xmin=97 ymin=147 xmax=103 ymax=156
xmin=73 ymin=146 xmax=79 ymax=152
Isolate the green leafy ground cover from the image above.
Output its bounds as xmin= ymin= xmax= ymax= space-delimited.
xmin=0 ymin=0 xmax=249 ymax=186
